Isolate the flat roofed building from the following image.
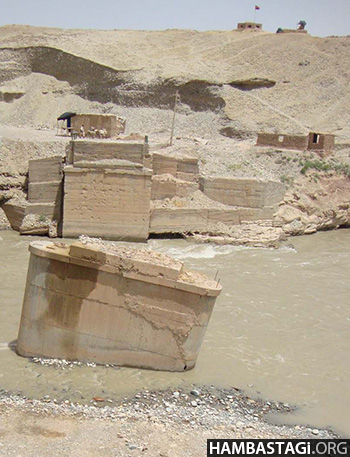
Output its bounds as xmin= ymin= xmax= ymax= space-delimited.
xmin=237 ymin=22 xmax=263 ymax=31
xmin=256 ymin=132 xmax=335 ymax=153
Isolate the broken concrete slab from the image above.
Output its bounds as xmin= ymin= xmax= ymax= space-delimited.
xmin=188 ymin=221 xmax=287 ymax=249
xmin=17 ymin=239 xmax=221 ymax=371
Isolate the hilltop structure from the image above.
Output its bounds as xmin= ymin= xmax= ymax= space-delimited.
xmin=237 ymin=22 xmax=262 ymax=31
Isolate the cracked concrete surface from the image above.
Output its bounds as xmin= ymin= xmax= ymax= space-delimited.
xmin=16 ymin=239 xmax=221 ymax=371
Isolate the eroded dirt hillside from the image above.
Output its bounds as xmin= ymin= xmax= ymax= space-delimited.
xmin=1 ymin=25 xmax=350 ymax=235
xmin=0 ymin=25 xmax=350 ymax=140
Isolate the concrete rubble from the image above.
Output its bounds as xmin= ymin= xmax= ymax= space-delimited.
xmin=3 ymin=130 xmax=347 ymax=248
xmin=16 ymin=237 xmax=222 ymax=371
xmin=3 ymin=135 xmax=288 ymax=246
xmin=188 ymin=221 xmax=287 ymax=249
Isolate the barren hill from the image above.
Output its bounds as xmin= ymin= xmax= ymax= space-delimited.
xmin=1 ymin=25 xmax=350 ymax=140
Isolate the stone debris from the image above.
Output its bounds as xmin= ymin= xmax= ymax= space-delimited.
xmin=275 ymin=173 xmax=350 ymax=236
xmin=78 ymin=235 xmax=184 ymax=270
xmin=190 ymin=389 xmax=200 ymax=397
xmin=31 ymin=357 xmax=121 ymax=369
xmin=0 ymin=386 xmax=338 ymax=440
xmin=189 ymin=221 xmax=287 ymax=249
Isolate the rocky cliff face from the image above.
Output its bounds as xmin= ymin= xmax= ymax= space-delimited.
xmin=275 ymin=173 xmax=350 ymax=235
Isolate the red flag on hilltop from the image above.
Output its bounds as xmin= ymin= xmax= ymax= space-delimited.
xmin=255 ymin=5 xmax=260 ymax=10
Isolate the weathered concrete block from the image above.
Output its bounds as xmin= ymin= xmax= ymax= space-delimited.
xmin=63 ymin=166 xmax=152 ymax=241
xmin=152 ymin=154 xmax=178 ymax=176
xmin=149 ymin=205 xmax=276 ymax=235
xmin=199 ymin=177 xmax=285 ymax=209
xmin=26 ymin=202 xmax=61 ymax=220
xmin=17 ymin=240 xmax=221 ymax=371
xmin=176 ymin=180 xmax=199 ymax=197
xmin=177 ymin=158 xmax=199 ymax=175
xmin=2 ymin=201 xmax=26 ymax=231
xmin=28 ymin=181 xmax=62 ymax=204
xmin=176 ymin=172 xmax=199 ymax=182
xmin=28 ymin=156 xmax=63 ymax=183
xmin=2 ymin=200 xmax=61 ymax=232
xmin=71 ymin=140 xmax=145 ymax=165
xmin=151 ymin=175 xmax=198 ymax=200
xmin=150 ymin=208 xmax=209 ymax=233
xmin=152 ymin=153 xmax=199 ymax=180
xmin=238 ymin=206 xmax=275 ymax=222
xmin=151 ymin=176 xmax=177 ymax=200
xmin=207 ymin=209 xmax=241 ymax=225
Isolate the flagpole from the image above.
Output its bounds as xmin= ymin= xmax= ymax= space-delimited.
xmin=253 ymin=5 xmax=260 ymax=23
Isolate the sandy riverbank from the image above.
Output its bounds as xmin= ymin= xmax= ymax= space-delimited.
xmin=0 ymin=384 xmax=337 ymax=457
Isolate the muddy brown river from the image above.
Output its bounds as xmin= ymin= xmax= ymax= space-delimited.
xmin=0 ymin=229 xmax=349 ymax=435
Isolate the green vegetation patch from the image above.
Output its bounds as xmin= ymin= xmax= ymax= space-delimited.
xmin=300 ymin=159 xmax=350 ymax=178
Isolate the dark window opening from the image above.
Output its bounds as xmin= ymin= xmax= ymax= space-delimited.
xmin=313 ymin=133 xmax=320 ymax=144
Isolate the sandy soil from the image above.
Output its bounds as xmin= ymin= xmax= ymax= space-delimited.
xmin=0 ymin=386 xmax=336 ymax=457
xmin=1 ymin=25 xmax=350 ymax=139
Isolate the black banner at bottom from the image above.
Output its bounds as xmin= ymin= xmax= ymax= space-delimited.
xmin=207 ymin=440 xmax=350 ymax=457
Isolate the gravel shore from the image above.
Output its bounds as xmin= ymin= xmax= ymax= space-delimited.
xmin=0 ymin=383 xmax=337 ymax=457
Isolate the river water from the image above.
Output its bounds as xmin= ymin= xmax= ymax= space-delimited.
xmin=0 ymin=229 xmax=349 ymax=435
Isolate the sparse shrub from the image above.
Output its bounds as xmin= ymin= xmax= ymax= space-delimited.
xmin=38 ymin=214 xmax=47 ymax=223
xmin=300 ymin=159 xmax=350 ymax=178
xmin=333 ymin=163 xmax=350 ymax=178
xmin=300 ymin=160 xmax=332 ymax=175
xmin=280 ymin=175 xmax=294 ymax=186
xmin=227 ymin=163 xmax=242 ymax=172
